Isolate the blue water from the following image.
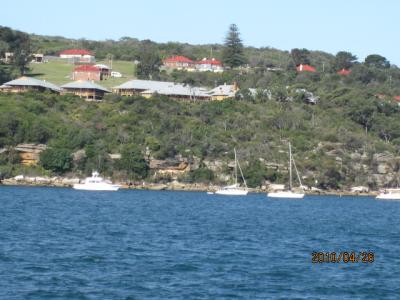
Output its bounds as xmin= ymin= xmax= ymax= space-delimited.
xmin=0 ymin=187 xmax=400 ymax=299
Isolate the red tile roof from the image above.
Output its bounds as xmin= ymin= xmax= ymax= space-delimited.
xmin=60 ymin=49 xmax=94 ymax=56
xmin=196 ymin=58 xmax=222 ymax=65
xmin=337 ymin=68 xmax=351 ymax=76
xmin=74 ymin=65 xmax=100 ymax=72
xmin=296 ymin=64 xmax=316 ymax=72
xmin=163 ymin=56 xmax=194 ymax=63
xmin=394 ymin=96 xmax=400 ymax=102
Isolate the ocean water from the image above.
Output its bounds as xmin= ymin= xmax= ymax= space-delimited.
xmin=0 ymin=186 xmax=399 ymax=299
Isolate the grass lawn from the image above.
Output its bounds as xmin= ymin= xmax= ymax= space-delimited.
xmin=27 ymin=59 xmax=136 ymax=89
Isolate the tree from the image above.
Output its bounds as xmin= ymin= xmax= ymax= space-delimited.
xmin=222 ymin=24 xmax=247 ymax=68
xmin=118 ymin=144 xmax=149 ymax=179
xmin=290 ymin=48 xmax=310 ymax=66
xmin=364 ymin=54 xmax=390 ymax=69
xmin=333 ymin=51 xmax=357 ymax=70
xmin=40 ymin=148 xmax=72 ymax=173
xmin=136 ymin=46 xmax=161 ymax=79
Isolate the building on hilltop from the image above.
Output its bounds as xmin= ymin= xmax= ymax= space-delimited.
xmin=296 ymin=64 xmax=316 ymax=73
xmin=337 ymin=68 xmax=351 ymax=76
xmin=59 ymin=49 xmax=95 ymax=64
xmin=162 ymin=56 xmax=224 ymax=72
xmin=72 ymin=65 xmax=101 ymax=81
xmin=61 ymin=80 xmax=110 ymax=100
xmin=0 ymin=76 xmax=61 ymax=93
xmin=113 ymin=79 xmax=210 ymax=100
xmin=196 ymin=58 xmax=224 ymax=72
xmin=94 ymin=64 xmax=111 ymax=78
xmin=208 ymin=83 xmax=239 ymax=100
xmin=163 ymin=56 xmax=195 ymax=71
xmin=113 ymin=79 xmax=239 ymax=101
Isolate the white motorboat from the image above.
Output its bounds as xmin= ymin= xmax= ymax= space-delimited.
xmin=376 ymin=188 xmax=400 ymax=200
xmin=73 ymin=171 xmax=120 ymax=191
xmin=215 ymin=148 xmax=248 ymax=196
xmin=267 ymin=142 xmax=304 ymax=199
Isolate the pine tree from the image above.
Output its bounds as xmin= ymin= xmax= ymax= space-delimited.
xmin=222 ymin=24 xmax=247 ymax=68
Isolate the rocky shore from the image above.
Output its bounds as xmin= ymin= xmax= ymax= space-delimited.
xmin=0 ymin=175 xmax=378 ymax=196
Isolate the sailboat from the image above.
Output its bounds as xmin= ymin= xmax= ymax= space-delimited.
xmin=267 ymin=142 xmax=305 ymax=199
xmin=215 ymin=148 xmax=248 ymax=196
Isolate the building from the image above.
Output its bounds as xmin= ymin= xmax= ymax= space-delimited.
xmin=196 ymin=58 xmax=224 ymax=72
xmin=113 ymin=79 xmax=210 ymax=100
xmin=113 ymin=79 xmax=240 ymax=101
xmin=72 ymin=65 xmax=101 ymax=81
xmin=296 ymin=64 xmax=316 ymax=73
xmin=94 ymin=64 xmax=111 ymax=78
xmin=0 ymin=76 xmax=61 ymax=93
xmin=163 ymin=56 xmax=195 ymax=70
xmin=140 ymin=85 xmax=211 ymax=100
xmin=208 ymin=83 xmax=239 ymax=100
xmin=61 ymin=80 xmax=110 ymax=100
xmin=32 ymin=53 xmax=44 ymax=63
xmin=59 ymin=49 xmax=95 ymax=64
xmin=337 ymin=68 xmax=351 ymax=76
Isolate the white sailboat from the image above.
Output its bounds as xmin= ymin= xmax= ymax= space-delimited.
xmin=73 ymin=171 xmax=120 ymax=191
xmin=376 ymin=188 xmax=400 ymax=200
xmin=215 ymin=148 xmax=248 ymax=196
xmin=268 ymin=142 xmax=305 ymax=199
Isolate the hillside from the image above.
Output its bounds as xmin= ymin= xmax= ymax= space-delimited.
xmin=1 ymin=26 xmax=400 ymax=190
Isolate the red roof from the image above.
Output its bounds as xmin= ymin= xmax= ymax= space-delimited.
xmin=164 ymin=56 xmax=194 ymax=63
xmin=296 ymin=64 xmax=316 ymax=72
xmin=394 ymin=96 xmax=400 ymax=102
xmin=196 ymin=58 xmax=222 ymax=65
xmin=337 ymin=68 xmax=351 ymax=76
xmin=60 ymin=49 xmax=94 ymax=56
xmin=74 ymin=65 xmax=100 ymax=72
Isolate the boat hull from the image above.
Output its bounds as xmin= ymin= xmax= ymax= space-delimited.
xmin=267 ymin=191 xmax=304 ymax=199
xmin=215 ymin=189 xmax=248 ymax=196
xmin=376 ymin=194 xmax=400 ymax=200
xmin=73 ymin=184 xmax=120 ymax=191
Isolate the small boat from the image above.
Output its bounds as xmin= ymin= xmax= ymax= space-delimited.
xmin=207 ymin=191 xmax=215 ymax=195
xmin=73 ymin=171 xmax=120 ymax=191
xmin=376 ymin=188 xmax=400 ymax=200
xmin=268 ymin=142 xmax=304 ymax=199
xmin=215 ymin=148 xmax=248 ymax=196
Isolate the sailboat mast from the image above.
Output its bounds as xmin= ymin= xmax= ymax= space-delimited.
xmin=234 ymin=148 xmax=238 ymax=185
xmin=289 ymin=142 xmax=292 ymax=191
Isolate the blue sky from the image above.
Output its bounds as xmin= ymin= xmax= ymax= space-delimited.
xmin=1 ymin=0 xmax=399 ymax=64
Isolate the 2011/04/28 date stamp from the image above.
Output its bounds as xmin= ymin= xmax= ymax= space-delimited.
xmin=312 ymin=252 xmax=374 ymax=263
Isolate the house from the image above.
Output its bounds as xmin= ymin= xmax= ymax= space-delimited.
xmin=94 ymin=64 xmax=111 ymax=78
xmin=113 ymin=79 xmax=210 ymax=100
xmin=32 ymin=53 xmax=44 ymax=63
xmin=393 ymin=96 xmax=400 ymax=102
xmin=163 ymin=56 xmax=195 ymax=70
xmin=296 ymin=64 xmax=316 ymax=73
xmin=59 ymin=49 xmax=95 ymax=64
xmin=208 ymin=83 xmax=239 ymax=100
xmin=337 ymin=68 xmax=351 ymax=76
xmin=140 ymin=85 xmax=211 ymax=100
xmin=195 ymin=58 xmax=224 ymax=72
xmin=0 ymin=76 xmax=61 ymax=93
xmin=61 ymin=80 xmax=110 ymax=100
xmin=72 ymin=65 xmax=101 ymax=81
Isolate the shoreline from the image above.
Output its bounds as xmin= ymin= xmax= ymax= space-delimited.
xmin=0 ymin=178 xmax=378 ymax=197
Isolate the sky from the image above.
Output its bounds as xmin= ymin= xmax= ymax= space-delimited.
xmin=1 ymin=0 xmax=399 ymax=64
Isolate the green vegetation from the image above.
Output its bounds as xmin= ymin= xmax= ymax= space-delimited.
xmin=1 ymin=25 xmax=400 ymax=189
